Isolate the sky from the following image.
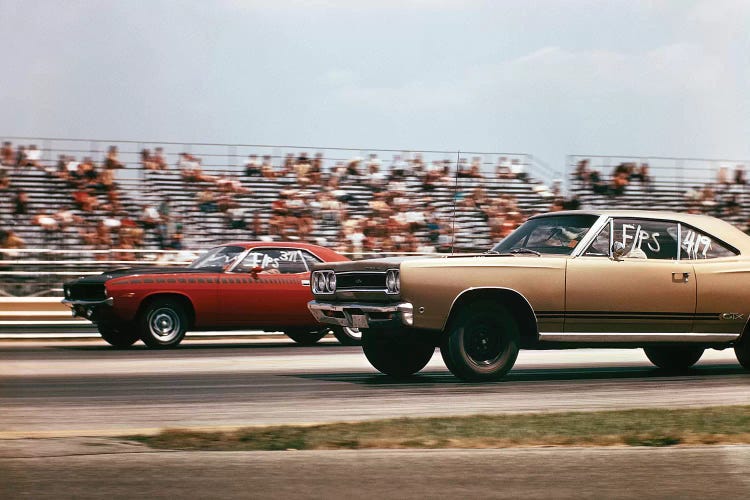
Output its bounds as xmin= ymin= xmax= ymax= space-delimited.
xmin=1 ymin=0 xmax=749 ymax=175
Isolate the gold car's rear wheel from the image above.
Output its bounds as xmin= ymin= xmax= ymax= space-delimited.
xmin=361 ymin=328 xmax=435 ymax=378
xmin=643 ymin=345 xmax=704 ymax=370
xmin=442 ymin=301 xmax=519 ymax=382
xmin=734 ymin=335 xmax=750 ymax=370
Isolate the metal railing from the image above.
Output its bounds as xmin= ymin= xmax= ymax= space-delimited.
xmin=3 ymin=135 xmax=559 ymax=187
xmin=567 ymin=154 xmax=750 ymax=191
xmin=0 ymin=248 xmax=191 ymax=297
xmin=0 ymin=247 xmax=449 ymax=297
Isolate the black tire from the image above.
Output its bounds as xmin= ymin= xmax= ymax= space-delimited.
xmin=137 ymin=298 xmax=188 ymax=348
xmin=361 ymin=328 xmax=435 ymax=378
xmin=285 ymin=329 xmax=328 ymax=345
xmin=734 ymin=335 xmax=750 ymax=370
xmin=441 ymin=300 xmax=519 ymax=382
xmin=98 ymin=323 xmax=139 ymax=348
xmin=332 ymin=326 xmax=362 ymax=346
xmin=643 ymin=345 xmax=704 ymax=370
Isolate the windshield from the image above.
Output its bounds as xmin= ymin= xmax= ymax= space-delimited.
xmin=187 ymin=245 xmax=246 ymax=269
xmin=490 ymin=214 xmax=599 ymax=255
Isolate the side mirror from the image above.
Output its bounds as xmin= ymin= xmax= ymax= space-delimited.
xmin=250 ymin=265 xmax=263 ymax=277
xmin=611 ymin=241 xmax=626 ymax=260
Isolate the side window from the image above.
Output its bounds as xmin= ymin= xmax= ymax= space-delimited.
xmin=680 ymin=226 xmax=737 ymax=260
xmin=612 ymin=218 xmax=679 ymax=260
xmin=300 ymin=250 xmax=323 ymax=271
xmin=235 ymin=249 xmax=308 ymax=274
xmin=235 ymin=250 xmax=276 ymax=273
xmin=274 ymin=250 xmax=308 ymax=274
xmin=583 ymin=223 xmax=610 ymax=257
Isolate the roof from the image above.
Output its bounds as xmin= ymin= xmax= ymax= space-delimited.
xmin=214 ymin=241 xmax=349 ymax=262
xmin=219 ymin=241 xmax=325 ymax=250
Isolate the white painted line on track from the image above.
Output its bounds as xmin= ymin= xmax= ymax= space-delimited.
xmin=0 ymin=330 xmax=288 ymax=339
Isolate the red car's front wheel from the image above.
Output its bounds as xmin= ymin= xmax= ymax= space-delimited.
xmin=138 ymin=299 xmax=188 ymax=348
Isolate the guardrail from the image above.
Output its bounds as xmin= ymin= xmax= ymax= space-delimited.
xmin=0 ymin=296 xmax=95 ymax=338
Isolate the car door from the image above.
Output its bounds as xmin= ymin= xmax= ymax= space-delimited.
xmin=565 ymin=217 xmax=696 ymax=334
xmin=181 ymin=245 xmax=244 ymax=328
xmin=218 ymin=248 xmax=314 ymax=327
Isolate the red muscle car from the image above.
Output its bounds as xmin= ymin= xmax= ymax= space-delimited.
xmin=62 ymin=242 xmax=359 ymax=348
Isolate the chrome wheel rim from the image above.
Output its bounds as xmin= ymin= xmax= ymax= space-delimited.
xmin=464 ymin=319 xmax=505 ymax=366
xmin=342 ymin=327 xmax=362 ymax=341
xmin=147 ymin=307 xmax=181 ymax=342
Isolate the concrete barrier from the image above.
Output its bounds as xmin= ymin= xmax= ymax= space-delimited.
xmin=0 ymin=297 xmax=84 ymax=323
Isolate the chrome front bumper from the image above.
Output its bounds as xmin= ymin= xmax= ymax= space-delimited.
xmin=62 ymin=298 xmax=114 ymax=307
xmin=308 ymin=301 xmax=413 ymax=329
xmin=62 ymin=297 xmax=113 ymax=320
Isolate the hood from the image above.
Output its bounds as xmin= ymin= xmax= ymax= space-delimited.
xmin=310 ymin=252 xmax=539 ymax=273
xmin=65 ymin=266 xmax=217 ymax=285
xmin=312 ymin=255 xmax=438 ymax=273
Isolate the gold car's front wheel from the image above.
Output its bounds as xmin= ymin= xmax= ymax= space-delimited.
xmin=441 ymin=300 xmax=520 ymax=382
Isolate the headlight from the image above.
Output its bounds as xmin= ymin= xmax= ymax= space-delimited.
xmin=312 ymin=270 xmax=336 ymax=294
xmin=385 ymin=269 xmax=400 ymax=294
xmin=328 ymin=272 xmax=336 ymax=291
xmin=64 ymin=288 xmax=71 ymax=299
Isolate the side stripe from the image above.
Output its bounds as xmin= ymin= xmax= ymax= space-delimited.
xmin=536 ymin=311 xmax=721 ymax=321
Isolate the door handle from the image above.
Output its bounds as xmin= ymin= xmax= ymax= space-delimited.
xmin=672 ymin=272 xmax=690 ymax=283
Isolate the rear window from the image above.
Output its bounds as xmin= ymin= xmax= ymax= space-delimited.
xmin=680 ymin=226 xmax=738 ymax=260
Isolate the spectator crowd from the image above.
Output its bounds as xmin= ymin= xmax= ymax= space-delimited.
xmin=573 ymin=158 xmax=748 ymax=220
xmin=7 ymin=139 xmax=747 ymax=261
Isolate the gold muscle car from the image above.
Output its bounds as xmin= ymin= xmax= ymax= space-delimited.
xmin=308 ymin=210 xmax=750 ymax=381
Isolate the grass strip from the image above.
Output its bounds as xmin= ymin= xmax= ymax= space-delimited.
xmin=130 ymin=406 xmax=750 ymax=451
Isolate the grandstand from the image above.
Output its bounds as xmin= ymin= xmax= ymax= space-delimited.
xmin=0 ymin=138 xmax=559 ymax=252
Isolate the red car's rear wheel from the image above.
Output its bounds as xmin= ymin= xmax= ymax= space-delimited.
xmin=285 ymin=329 xmax=328 ymax=345
xmin=332 ymin=326 xmax=362 ymax=346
